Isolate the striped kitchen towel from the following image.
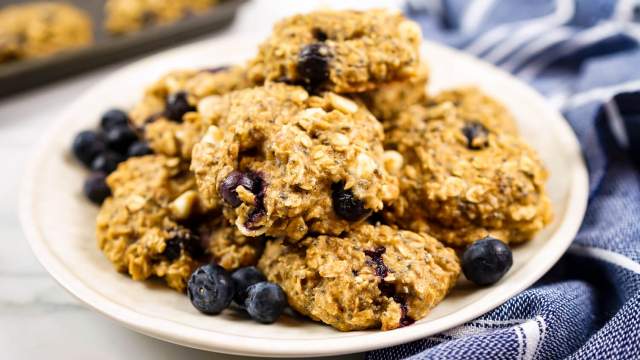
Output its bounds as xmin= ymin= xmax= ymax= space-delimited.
xmin=368 ymin=1 xmax=640 ymax=359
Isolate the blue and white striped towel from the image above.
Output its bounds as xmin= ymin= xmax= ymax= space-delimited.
xmin=368 ymin=1 xmax=640 ymax=359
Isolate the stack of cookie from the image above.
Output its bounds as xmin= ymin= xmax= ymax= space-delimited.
xmin=94 ymin=9 xmax=552 ymax=331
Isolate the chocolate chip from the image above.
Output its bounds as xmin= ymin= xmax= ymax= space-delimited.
xmin=332 ymin=182 xmax=370 ymax=221
xmin=462 ymin=121 xmax=489 ymax=150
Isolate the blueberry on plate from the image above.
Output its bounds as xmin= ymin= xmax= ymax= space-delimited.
xmin=105 ymin=125 xmax=138 ymax=154
xmin=91 ymin=151 xmax=124 ymax=174
xmin=83 ymin=172 xmax=111 ymax=205
xmin=100 ymin=109 xmax=129 ymax=131
xmin=245 ymin=282 xmax=287 ymax=324
xmin=165 ymin=91 xmax=195 ymax=122
xmin=71 ymin=130 xmax=105 ymax=167
xmin=187 ymin=264 xmax=235 ymax=315
xmin=127 ymin=141 xmax=153 ymax=158
xmin=231 ymin=266 xmax=266 ymax=307
xmin=332 ymin=181 xmax=370 ymax=221
xmin=462 ymin=237 xmax=513 ymax=286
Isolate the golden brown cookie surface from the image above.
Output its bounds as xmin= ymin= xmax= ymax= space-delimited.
xmin=247 ymin=10 xmax=422 ymax=93
xmin=0 ymin=2 xmax=93 ymax=63
xmin=191 ymin=82 xmax=399 ymax=241
xmin=258 ymin=224 xmax=460 ymax=331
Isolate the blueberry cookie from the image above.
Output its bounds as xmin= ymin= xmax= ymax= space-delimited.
xmin=258 ymin=224 xmax=460 ymax=331
xmin=384 ymin=99 xmax=552 ymax=246
xmin=97 ymin=155 xmax=202 ymax=291
xmin=129 ymin=66 xmax=252 ymax=159
xmin=355 ymin=61 xmax=430 ymax=121
xmin=203 ymin=218 xmax=265 ymax=271
xmin=105 ymin=0 xmax=218 ymax=35
xmin=0 ymin=3 xmax=93 ymax=63
xmin=247 ymin=10 xmax=422 ymax=93
xmin=191 ymin=82 xmax=399 ymax=241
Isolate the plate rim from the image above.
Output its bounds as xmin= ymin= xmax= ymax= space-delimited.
xmin=19 ymin=36 xmax=589 ymax=357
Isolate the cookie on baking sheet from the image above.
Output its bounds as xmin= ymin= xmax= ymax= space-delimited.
xmin=0 ymin=2 xmax=92 ymax=63
xmin=191 ymin=82 xmax=399 ymax=241
xmin=258 ymin=224 xmax=460 ymax=331
xmin=104 ymin=0 xmax=217 ymax=35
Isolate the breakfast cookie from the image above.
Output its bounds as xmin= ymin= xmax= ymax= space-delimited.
xmin=384 ymin=100 xmax=552 ymax=247
xmin=355 ymin=61 xmax=430 ymax=121
xmin=129 ymin=66 xmax=252 ymax=159
xmin=427 ymin=87 xmax=519 ymax=134
xmin=97 ymin=155 xmax=203 ymax=291
xmin=258 ymin=224 xmax=460 ymax=331
xmin=105 ymin=0 xmax=217 ymax=35
xmin=191 ymin=82 xmax=399 ymax=241
xmin=0 ymin=2 xmax=93 ymax=63
xmin=247 ymin=9 xmax=422 ymax=93
xmin=203 ymin=218 xmax=265 ymax=271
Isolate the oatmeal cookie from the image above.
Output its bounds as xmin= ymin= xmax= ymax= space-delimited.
xmin=247 ymin=9 xmax=422 ymax=93
xmin=191 ymin=82 xmax=399 ymax=241
xmin=129 ymin=66 xmax=252 ymax=159
xmin=96 ymin=155 xmax=203 ymax=291
xmin=0 ymin=2 xmax=93 ymax=63
xmin=105 ymin=0 xmax=217 ymax=35
xmin=258 ymin=224 xmax=460 ymax=331
xmin=355 ymin=61 xmax=429 ymax=121
xmin=202 ymin=218 xmax=265 ymax=271
xmin=384 ymin=100 xmax=552 ymax=246
xmin=427 ymin=87 xmax=519 ymax=134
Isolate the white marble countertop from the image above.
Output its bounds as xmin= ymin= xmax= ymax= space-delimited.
xmin=0 ymin=0 xmax=402 ymax=358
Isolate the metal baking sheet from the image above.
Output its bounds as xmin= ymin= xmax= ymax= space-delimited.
xmin=0 ymin=0 xmax=247 ymax=97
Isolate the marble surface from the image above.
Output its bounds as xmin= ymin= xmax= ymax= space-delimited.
xmin=0 ymin=0 xmax=401 ymax=358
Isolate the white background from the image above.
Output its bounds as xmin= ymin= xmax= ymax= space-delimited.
xmin=0 ymin=1 xmax=402 ymax=358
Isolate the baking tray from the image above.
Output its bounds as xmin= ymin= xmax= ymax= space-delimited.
xmin=0 ymin=0 xmax=247 ymax=97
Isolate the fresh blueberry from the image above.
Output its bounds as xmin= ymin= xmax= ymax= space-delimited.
xmin=231 ymin=266 xmax=266 ymax=307
xmin=72 ymin=130 xmax=105 ymax=167
xmin=187 ymin=264 xmax=235 ymax=315
xmin=219 ymin=171 xmax=256 ymax=208
xmin=297 ymin=43 xmax=330 ymax=90
xmin=245 ymin=282 xmax=287 ymax=324
xmin=106 ymin=125 xmax=138 ymax=154
xmin=332 ymin=182 xmax=370 ymax=221
xmin=462 ymin=237 xmax=513 ymax=286
xmin=83 ymin=172 xmax=111 ymax=204
xmin=127 ymin=141 xmax=153 ymax=157
xmin=461 ymin=121 xmax=489 ymax=150
xmin=100 ymin=109 xmax=129 ymax=131
xmin=165 ymin=92 xmax=195 ymax=122
xmin=91 ymin=151 xmax=124 ymax=174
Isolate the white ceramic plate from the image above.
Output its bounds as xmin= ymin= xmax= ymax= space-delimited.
xmin=20 ymin=36 xmax=588 ymax=357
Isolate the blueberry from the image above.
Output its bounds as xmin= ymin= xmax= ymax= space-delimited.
xmin=100 ymin=109 xmax=129 ymax=131
xmin=91 ymin=151 xmax=124 ymax=174
xmin=297 ymin=43 xmax=330 ymax=90
xmin=72 ymin=130 xmax=105 ymax=167
xmin=461 ymin=121 xmax=489 ymax=150
xmin=231 ymin=266 xmax=266 ymax=307
xmin=83 ymin=172 xmax=111 ymax=204
xmin=462 ymin=237 xmax=513 ymax=286
xmin=127 ymin=141 xmax=153 ymax=157
xmin=219 ymin=171 xmax=257 ymax=208
xmin=165 ymin=92 xmax=195 ymax=122
xmin=106 ymin=125 xmax=138 ymax=154
xmin=332 ymin=182 xmax=370 ymax=221
xmin=164 ymin=228 xmax=202 ymax=260
xmin=311 ymin=28 xmax=328 ymax=41
xmin=187 ymin=264 xmax=235 ymax=315
xmin=245 ymin=282 xmax=287 ymax=324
